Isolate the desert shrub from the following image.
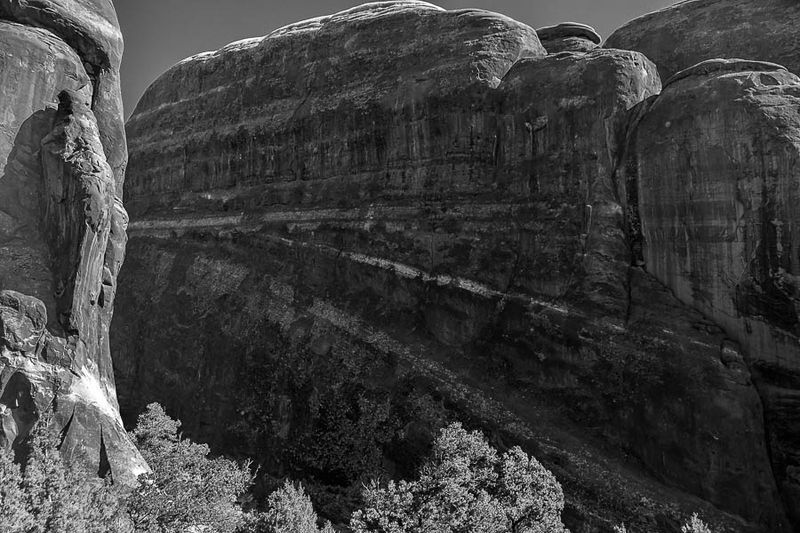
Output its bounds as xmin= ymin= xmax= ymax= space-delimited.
xmin=234 ymin=342 xmax=400 ymax=487
xmin=681 ymin=514 xmax=712 ymax=533
xmin=0 ymin=416 xmax=130 ymax=533
xmin=240 ymin=480 xmax=334 ymax=533
xmin=612 ymin=515 xmax=714 ymax=533
xmin=0 ymin=440 xmax=33 ymax=532
xmin=350 ymin=422 xmax=569 ymax=533
xmin=127 ymin=403 xmax=252 ymax=533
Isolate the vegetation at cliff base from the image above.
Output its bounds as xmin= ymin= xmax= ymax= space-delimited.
xmin=350 ymin=423 xmax=567 ymax=533
xmin=0 ymin=415 xmax=129 ymax=533
xmin=127 ymin=403 xmax=252 ymax=532
xmin=0 ymin=405 xmax=715 ymax=533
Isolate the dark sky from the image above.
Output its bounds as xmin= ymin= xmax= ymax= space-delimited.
xmin=116 ymin=0 xmax=674 ymax=118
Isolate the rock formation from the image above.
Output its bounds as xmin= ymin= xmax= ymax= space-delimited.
xmin=627 ymin=57 xmax=800 ymax=529
xmin=606 ymin=3 xmax=800 ymax=525
xmin=0 ymin=0 xmax=146 ymax=484
xmin=605 ymin=0 xmax=800 ymax=81
xmin=536 ymin=22 xmax=601 ymax=54
xmin=116 ymin=1 xmax=798 ymax=531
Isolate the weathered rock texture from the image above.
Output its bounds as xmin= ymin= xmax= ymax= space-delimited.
xmin=0 ymin=0 xmax=146 ymax=484
xmin=117 ymin=1 xmax=792 ymax=531
xmin=627 ymin=57 xmax=800 ymax=529
xmin=605 ymin=0 xmax=800 ymax=81
xmin=536 ymin=22 xmax=600 ymax=54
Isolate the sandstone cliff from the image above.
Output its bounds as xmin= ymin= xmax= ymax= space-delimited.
xmin=627 ymin=57 xmax=800 ymax=529
xmin=0 ymin=0 xmax=146 ymax=484
xmin=117 ymin=1 xmax=795 ymax=531
xmin=604 ymin=2 xmax=800 ymax=526
xmin=605 ymin=0 xmax=800 ymax=81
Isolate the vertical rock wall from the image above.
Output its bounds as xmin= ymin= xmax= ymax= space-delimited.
xmin=0 ymin=0 xmax=146 ymax=485
xmin=630 ymin=58 xmax=800 ymax=528
xmin=603 ymin=3 xmax=800 ymax=528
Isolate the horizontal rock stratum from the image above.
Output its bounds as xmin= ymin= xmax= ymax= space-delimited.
xmin=0 ymin=0 xmax=147 ymax=485
xmin=117 ymin=1 xmax=798 ymax=531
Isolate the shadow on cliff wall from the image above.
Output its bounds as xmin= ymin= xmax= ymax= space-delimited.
xmin=0 ymin=110 xmax=59 ymax=331
xmin=0 ymin=371 xmax=37 ymax=459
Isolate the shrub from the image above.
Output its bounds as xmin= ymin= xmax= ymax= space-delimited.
xmin=240 ymin=480 xmax=334 ymax=533
xmin=681 ymin=514 xmax=712 ymax=533
xmin=350 ymin=422 xmax=569 ymax=533
xmin=0 ymin=415 xmax=129 ymax=533
xmin=613 ymin=515 xmax=714 ymax=533
xmin=127 ymin=403 xmax=252 ymax=533
xmin=0 ymin=440 xmax=33 ymax=531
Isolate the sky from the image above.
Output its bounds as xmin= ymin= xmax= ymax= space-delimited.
xmin=115 ymin=0 xmax=674 ymax=118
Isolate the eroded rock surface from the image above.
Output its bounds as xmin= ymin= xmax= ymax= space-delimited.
xmin=0 ymin=0 xmax=145 ymax=484
xmin=116 ymin=2 xmax=792 ymax=531
xmin=605 ymin=0 xmax=800 ymax=81
xmin=628 ymin=58 xmax=800 ymax=529
xmin=536 ymin=22 xmax=600 ymax=54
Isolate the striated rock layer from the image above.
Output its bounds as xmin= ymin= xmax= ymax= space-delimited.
xmin=536 ymin=22 xmax=601 ymax=54
xmin=628 ymin=58 xmax=800 ymax=529
xmin=118 ymin=2 xmax=791 ymax=531
xmin=604 ymin=0 xmax=800 ymax=81
xmin=0 ymin=0 xmax=146 ymax=484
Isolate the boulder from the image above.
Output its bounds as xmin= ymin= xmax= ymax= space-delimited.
xmin=628 ymin=57 xmax=800 ymax=529
xmin=536 ymin=22 xmax=601 ymax=53
xmin=605 ymin=0 xmax=800 ymax=81
xmin=0 ymin=1 xmax=145 ymax=484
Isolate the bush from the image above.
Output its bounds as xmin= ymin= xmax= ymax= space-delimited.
xmin=241 ymin=480 xmax=334 ymax=533
xmin=0 ymin=439 xmax=33 ymax=532
xmin=681 ymin=514 xmax=712 ymax=533
xmin=3 ymin=404 xmax=338 ymax=533
xmin=127 ymin=403 xmax=252 ymax=533
xmin=350 ymin=422 xmax=569 ymax=533
xmin=613 ymin=515 xmax=714 ymax=533
xmin=0 ymin=415 xmax=130 ymax=533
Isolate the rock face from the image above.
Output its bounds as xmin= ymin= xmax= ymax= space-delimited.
xmin=605 ymin=0 xmax=800 ymax=81
xmin=117 ymin=2 xmax=792 ymax=531
xmin=536 ymin=22 xmax=600 ymax=54
xmin=628 ymin=57 xmax=800 ymax=529
xmin=0 ymin=1 xmax=146 ymax=484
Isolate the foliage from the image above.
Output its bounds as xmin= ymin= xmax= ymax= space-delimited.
xmin=0 ymin=440 xmax=33 ymax=532
xmin=681 ymin=514 xmax=713 ymax=533
xmin=233 ymin=341 xmax=400 ymax=488
xmin=0 ymin=415 xmax=130 ymax=533
xmin=0 ymin=404 xmax=721 ymax=533
xmin=240 ymin=480 xmax=334 ymax=533
xmin=350 ymin=422 xmax=569 ymax=533
xmin=127 ymin=403 xmax=252 ymax=533
xmin=612 ymin=515 xmax=714 ymax=533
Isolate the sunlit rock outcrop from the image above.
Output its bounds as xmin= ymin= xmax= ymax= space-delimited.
xmin=0 ymin=0 xmax=146 ymax=485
